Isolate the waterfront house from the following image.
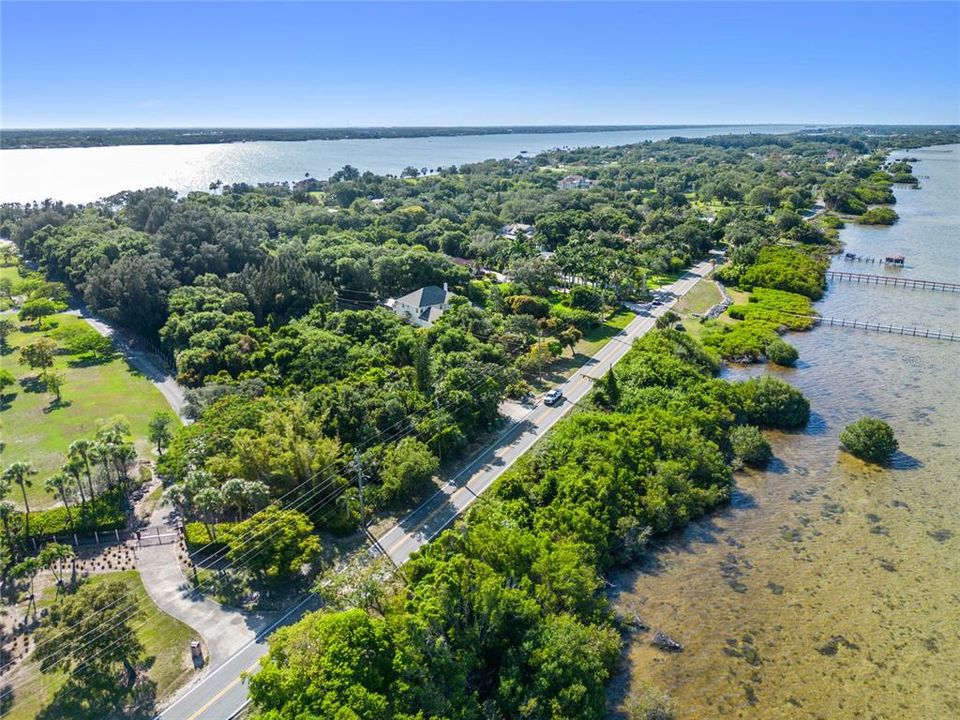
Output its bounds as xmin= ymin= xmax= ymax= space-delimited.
xmin=389 ymin=284 xmax=454 ymax=327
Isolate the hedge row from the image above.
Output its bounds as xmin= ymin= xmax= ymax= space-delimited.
xmin=8 ymin=492 xmax=125 ymax=539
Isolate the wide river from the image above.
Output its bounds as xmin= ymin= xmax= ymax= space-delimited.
xmin=614 ymin=145 xmax=960 ymax=718
xmin=0 ymin=124 xmax=807 ymax=205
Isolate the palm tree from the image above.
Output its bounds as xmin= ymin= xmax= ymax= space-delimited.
xmin=39 ymin=542 xmax=74 ymax=599
xmin=194 ymin=486 xmax=224 ymax=542
xmin=45 ymin=473 xmax=75 ymax=530
xmin=221 ymin=478 xmax=247 ymax=521
xmin=222 ymin=479 xmax=269 ymax=521
xmin=63 ymin=456 xmax=88 ymax=507
xmin=2 ymin=462 xmax=37 ymax=536
xmin=111 ymin=443 xmax=137 ymax=495
xmin=12 ymin=556 xmax=41 ymax=620
xmin=91 ymin=441 xmax=114 ymax=489
xmin=68 ymin=439 xmax=96 ymax=500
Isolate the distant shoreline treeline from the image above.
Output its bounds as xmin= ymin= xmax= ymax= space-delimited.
xmin=4 ymin=124 xmax=774 ymax=150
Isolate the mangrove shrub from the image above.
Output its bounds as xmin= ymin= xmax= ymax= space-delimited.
xmin=839 ymin=417 xmax=898 ymax=464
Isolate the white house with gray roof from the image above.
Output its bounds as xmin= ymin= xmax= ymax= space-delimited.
xmin=388 ymin=283 xmax=454 ymax=327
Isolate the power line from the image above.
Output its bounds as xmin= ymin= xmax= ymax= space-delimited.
xmin=2 ymin=357 xmax=514 ymax=687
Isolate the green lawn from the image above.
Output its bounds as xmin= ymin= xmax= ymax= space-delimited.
xmin=576 ymin=307 xmax=636 ymax=355
xmin=673 ymin=277 xmax=722 ymax=317
xmin=5 ymin=570 xmax=197 ymax=720
xmin=647 ymin=271 xmax=685 ymax=288
xmin=0 ymin=263 xmax=28 ymax=310
xmin=1 ymin=313 xmax=177 ymax=510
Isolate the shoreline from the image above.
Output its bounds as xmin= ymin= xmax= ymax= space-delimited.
xmin=0 ymin=123 xmax=805 ymax=151
xmin=614 ymin=142 xmax=959 ymax=718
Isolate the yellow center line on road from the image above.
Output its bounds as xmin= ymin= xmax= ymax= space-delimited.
xmin=184 ymin=658 xmax=261 ymax=720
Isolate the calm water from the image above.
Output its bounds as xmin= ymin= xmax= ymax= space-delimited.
xmin=614 ymin=145 xmax=960 ymax=719
xmin=0 ymin=125 xmax=807 ymax=205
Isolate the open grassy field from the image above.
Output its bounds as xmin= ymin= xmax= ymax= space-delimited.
xmin=0 ymin=262 xmax=28 ymax=310
xmin=1 ymin=313 xmax=176 ymax=510
xmin=575 ymin=306 xmax=635 ymax=355
xmin=674 ymin=276 xmax=722 ymax=316
xmin=4 ymin=570 xmax=197 ymax=720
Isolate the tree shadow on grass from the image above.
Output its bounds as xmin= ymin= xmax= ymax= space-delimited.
xmin=36 ymin=671 xmax=157 ymax=720
xmin=43 ymin=399 xmax=72 ymax=414
xmin=18 ymin=375 xmax=46 ymax=393
xmin=0 ymin=390 xmax=17 ymax=407
xmin=67 ymin=353 xmax=116 ymax=368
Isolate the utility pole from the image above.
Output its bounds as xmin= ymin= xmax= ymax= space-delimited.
xmin=354 ymin=450 xmax=366 ymax=533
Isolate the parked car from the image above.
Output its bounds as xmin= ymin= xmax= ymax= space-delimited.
xmin=544 ymin=389 xmax=563 ymax=406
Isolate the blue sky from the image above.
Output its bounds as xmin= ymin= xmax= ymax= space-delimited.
xmin=2 ymin=1 xmax=958 ymax=128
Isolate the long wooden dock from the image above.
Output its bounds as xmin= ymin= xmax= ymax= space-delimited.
xmin=826 ymin=270 xmax=960 ymax=293
xmin=794 ymin=314 xmax=959 ymax=341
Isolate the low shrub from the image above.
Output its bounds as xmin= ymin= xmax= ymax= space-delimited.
xmin=737 ymin=375 xmax=810 ymax=429
xmin=550 ymin=303 xmax=601 ymax=330
xmin=858 ymin=207 xmax=898 ymax=225
xmin=765 ymin=337 xmax=799 ymax=367
xmin=702 ymin=321 xmax=778 ymax=362
xmin=730 ymin=425 xmax=773 ymax=467
xmin=740 ymin=246 xmax=829 ymax=300
xmin=184 ymin=521 xmax=237 ymax=553
xmin=839 ymin=417 xmax=898 ymax=463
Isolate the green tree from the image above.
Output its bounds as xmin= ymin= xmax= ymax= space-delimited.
xmin=0 ymin=317 xmax=15 ymax=351
xmin=839 ymin=417 xmax=898 ymax=464
xmin=655 ymin=310 xmax=681 ymax=330
xmin=194 ymin=485 xmax=225 ymax=540
xmin=33 ymin=579 xmax=146 ymax=711
xmin=249 ymin=608 xmax=397 ymax=719
xmin=2 ymin=461 xmax=37 ymax=535
xmin=18 ymin=297 xmax=64 ymax=328
xmin=63 ymin=455 xmax=88 ymax=507
xmin=0 ymin=368 xmax=15 ymax=410
xmin=12 ymin=556 xmax=42 ymax=619
xmin=0 ymin=500 xmax=15 ymax=564
xmin=68 ymin=439 xmax=97 ymax=501
xmin=45 ymin=472 xmax=75 ymax=529
xmin=379 ymin=437 xmax=439 ymax=504
xmin=147 ymin=411 xmax=174 ymax=455
xmin=221 ymin=478 xmax=269 ymax=521
xmin=501 ymin=613 xmax=620 ymax=719
xmin=42 ymin=369 xmax=66 ymax=403
xmin=223 ymin=506 xmax=320 ymax=585
xmin=39 ymin=542 xmax=75 ymax=597
xmin=558 ymin=326 xmax=583 ymax=356
xmin=413 ymin=337 xmax=432 ymax=393
xmin=18 ymin=338 xmax=56 ymax=372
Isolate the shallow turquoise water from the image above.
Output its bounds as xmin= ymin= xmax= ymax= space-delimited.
xmin=614 ymin=145 xmax=960 ymax=719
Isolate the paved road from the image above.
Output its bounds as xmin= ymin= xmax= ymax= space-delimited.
xmin=154 ymin=260 xmax=713 ymax=720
